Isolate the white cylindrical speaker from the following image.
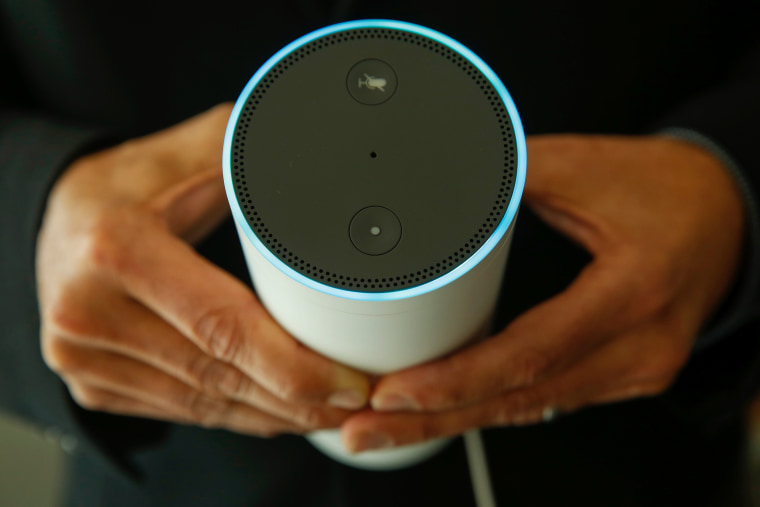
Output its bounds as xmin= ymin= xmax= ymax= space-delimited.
xmin=223 ymin=19 xmax=526 ymax=470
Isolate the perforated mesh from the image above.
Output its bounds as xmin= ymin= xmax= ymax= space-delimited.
xmin=231 ymin=28 xmax=517 ymax=291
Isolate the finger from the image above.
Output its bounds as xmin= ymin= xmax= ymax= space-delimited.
xmin=55 ymin=341 xmax=339 ymax=434
xmin=151 ymin=166 xmax=230 ymax=243
xmin=79 ymin=105 xmax=234 ymax=206
xmin=66 ymin=383 xmax=196 ymax=424
xmin=523 ymin=135 xmax=611 ymax=252
xmin=66 ymin=307 xmax=352 ymax=430
xmin=524 ymin=135 xmax=630 ymax=204
xmin=371 ymin=257 xmax=643 ymax=413
xmin=67 ymin=383 xmax=299 ymax=437
xmin=90 ymin=213 xmax=369 ymax=409
xmin=348 ymin=321 xmax=689 ymax=451
xmin=51 ymin=292 xmax=313 ymax=416
xmin=523 ymin=135 xmax=587 ymax=198
xmin=45 ymin=285 xmax=248 ymax=402
xmin=137 ymin=103 xmax=233 ymax=176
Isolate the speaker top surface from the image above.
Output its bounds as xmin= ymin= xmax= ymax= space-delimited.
xmin=224 ymin=20 xmax=526 ymax=297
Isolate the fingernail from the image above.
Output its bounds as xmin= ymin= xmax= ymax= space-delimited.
xmin=352 ymin=433 xmax=394 ymax=453
xmin=371 ymin=393 xmax=420 ymax=412
xmin=328 ymin=389 xmax=366 ymax=410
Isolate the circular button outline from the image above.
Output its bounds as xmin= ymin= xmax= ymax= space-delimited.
xmin=347 ymin=59 xmax=398 ymax=105
xmin=349 ymin=206 xmax=402 ymax=255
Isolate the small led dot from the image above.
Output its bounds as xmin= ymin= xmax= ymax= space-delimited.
xmin=369 ymin=226 xmax=381 ymax=236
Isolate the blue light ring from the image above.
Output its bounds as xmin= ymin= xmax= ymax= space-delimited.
xmin=223 ymin=19 xmax=527 ymax=302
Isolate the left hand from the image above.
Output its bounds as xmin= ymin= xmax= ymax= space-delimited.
xmin=340 ymin=134 xmax=745 ymax=452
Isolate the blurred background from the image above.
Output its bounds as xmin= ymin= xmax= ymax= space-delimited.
xmin=0 ymin=413 xmax=65 ymax=507
xmin=3 ymin=406 xmax=760 ymax=506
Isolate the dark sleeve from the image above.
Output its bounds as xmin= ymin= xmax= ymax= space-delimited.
xmin=0 ymin=49 xmax=163 ymax=478
xmin=654 ymin=39 xmax=760 ymax=193
xmin=658 ymin=127 xmax=760 ymax=352
xmin=649 ymin=41 xmax=760 ymax=430
xmin=655 ymin=40 xmax=760 ymax=345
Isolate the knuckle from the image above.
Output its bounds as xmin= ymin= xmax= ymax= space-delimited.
xmin=490 ymin=403 xmax=513 ymax=426
xmin=507 ymin=349 xmax=550 ymax=387
xmin=271 ymin=374 xmax=314 ymax=404
xmin=41 ymin=338 xmax=84 ymax=375
xmin=493 ymin=392 xmax=533 ymax=425
xmin=192 ymin=306 xmax=244 ymax=363
xmin=419 ymin=385 xmax=466 ymax=410
xmin=83 ymin=211 xmax=129 ymax=272
xmin=417 ymin=419 xmax=442 ymax=443
xmin=418 ymin=357 xmax=473 ymax=409
xmin=83 ymin=209 xmax=155 ymax=278
xmin=69 ymin=384 xmax=107 ymax=411
xmin=216 ymin=367 xmax=248 ymax=399
xmin=185 ymin=392 xmax=225 ymax=428
xmin=45 ymin=297 xmax=100 ymax=339
xmin=186 ymin=354 xmax=242 ymax=396
xmin=293 ymin=407 xmax=334 ymax=431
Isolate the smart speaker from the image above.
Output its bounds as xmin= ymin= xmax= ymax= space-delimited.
xmin=223 ymin=19 xmax=526 ymax=470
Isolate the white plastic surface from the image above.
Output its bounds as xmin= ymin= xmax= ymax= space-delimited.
xmin=233 ymin=220 xmax=514 ymax=469
xmin=236 ymin=221 xmax=513 ymax=375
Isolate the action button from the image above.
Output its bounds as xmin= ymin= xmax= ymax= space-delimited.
xmin=350 ymin=206 xmax=402 ymax=255
xmin=347 ymin=59 xmax=398 ymax=105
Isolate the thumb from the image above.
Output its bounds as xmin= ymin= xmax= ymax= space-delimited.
xmin=140 ymin=103 xmax=234 ymax=176
xmin=153 ymin=166 xmax=231 ymax=243
xmin=524 ymin=135 xmax=604 ymax=253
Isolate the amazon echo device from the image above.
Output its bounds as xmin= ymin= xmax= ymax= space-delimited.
xmin=223 ymin=19 xmax=526 ymax=470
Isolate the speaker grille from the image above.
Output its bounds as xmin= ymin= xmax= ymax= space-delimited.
xmin=231 ymin=27 xmax=518 ymax=292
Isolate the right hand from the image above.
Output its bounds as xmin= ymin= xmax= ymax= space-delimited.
xmin=36 ymin=104 xmax=370 ymax=437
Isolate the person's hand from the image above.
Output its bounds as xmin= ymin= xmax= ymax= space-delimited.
xmin=37 ymin=104 xmax=370 ymax=437
xmin=339 ymin=134 xmax=745 ymax=452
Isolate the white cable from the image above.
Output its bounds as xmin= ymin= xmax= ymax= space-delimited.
xmin=464 ymin=430 xmax=497 ymax=507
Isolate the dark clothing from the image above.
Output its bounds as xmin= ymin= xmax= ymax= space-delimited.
xmin=1 ymin=1 xmax=759 ymax=505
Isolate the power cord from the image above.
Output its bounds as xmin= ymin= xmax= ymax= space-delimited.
xmin=464 ymin=430 xmax=497 ymax=507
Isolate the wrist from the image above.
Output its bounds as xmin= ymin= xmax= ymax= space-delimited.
xmin=659 ymin=128 xmax=760 ymax=351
